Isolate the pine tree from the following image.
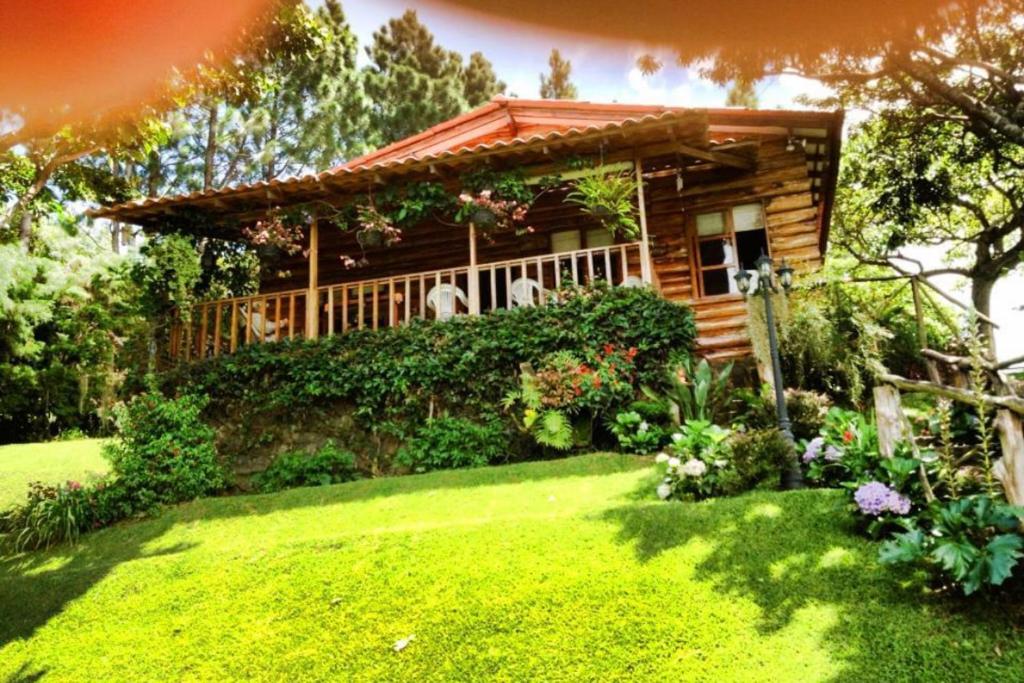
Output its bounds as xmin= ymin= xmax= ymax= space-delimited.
xmin=363 ymin=10 xmax=470 ymax=144
xmin=463 ymin=52 xmax=505 ymax=107
xmin=724 ymin=79 xmax=759 ymax=108
xmin=539 ymin=49 xmax=578 ymax=100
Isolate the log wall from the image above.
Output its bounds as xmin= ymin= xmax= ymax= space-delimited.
xmin=256 ymin=137 xmax=824 ymax=360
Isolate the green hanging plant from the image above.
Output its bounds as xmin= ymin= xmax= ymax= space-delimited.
xmin=565 ymin=171 xmax=640 ymax=240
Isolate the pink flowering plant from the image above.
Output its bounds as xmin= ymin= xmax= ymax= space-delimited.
xmin=242 ymin=209 xmax=305 ymax=257
xmin=456 ymin=189 xmax=533 ymax=237
xmin=654 ymin=419 xmax=735 ymax=501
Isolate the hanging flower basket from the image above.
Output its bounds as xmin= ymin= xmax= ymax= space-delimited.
xmin=356 ymin=228 xmax=385 ymax=248
xmin=354 ymin=205 xmax=402 ymax=248
xmin=255 ymin=243 xmax=285 ymax=261
xmin=470 ymin=206 xmax=499 ymax=230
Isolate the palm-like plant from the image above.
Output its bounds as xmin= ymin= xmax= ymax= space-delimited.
xmin=564 ymin=172 xmax=639 ymax=240
xmin=646 ymin=356 xmax=734 ymax=425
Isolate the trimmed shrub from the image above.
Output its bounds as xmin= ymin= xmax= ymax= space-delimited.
xmin=253 ymin=440 xmax=358 ymax=492
xmin=727 ymin=428 xmax=792 ymax=491
xmin=164 ymin=284 xmax=695 ymax=431
xmin=104 ymin=392 xmax=225 ymax=509
xmin=396 ymin=417 xmax=507 ymax=472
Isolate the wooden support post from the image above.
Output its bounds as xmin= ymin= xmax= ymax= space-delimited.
xmin=874 ymin=385 xmax=905 ymax=458
xmin=213 ymin=303 xmax=222 ymax=357
xmin=995 ymin=410 xmax=1024 ymax=506
xmin=634 ymin=155 xmax=653 ymax=285
xmin=306 ymin=218 xmax=320 ymax=340
xmin=468 ymin=222 xmax=480 ymax=315
xmin=327 ymin=287 xmax=335 ymax=336
xmin=230 ymin=301 xmax=239 ymax=353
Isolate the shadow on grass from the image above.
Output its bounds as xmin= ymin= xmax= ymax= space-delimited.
xmin=4 ymin=662 xmax=47 ymax=683
xmin=601 ymin=485 xmax=1024 ymax=681
xmin=0 ymin=514 xmax=196 ymax=649
xmin=0 ymin=453 xmax=645 ymax=652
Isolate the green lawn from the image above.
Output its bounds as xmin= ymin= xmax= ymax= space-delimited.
xmin=2 ymin=453 xmax=1022 ymax=681
xmin=0 ymin=439 xmax=108 ymax=508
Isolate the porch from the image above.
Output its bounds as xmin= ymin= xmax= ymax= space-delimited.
xmin=173 ymin=241 xmax=651 ymax=360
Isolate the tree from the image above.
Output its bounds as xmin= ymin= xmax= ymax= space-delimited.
xmin=364 ymin=10 xmax=504 ymax=144
xmin=724 ymin=79 xmax=759 ymax=108
xmin=638 ymin=0 xmax=1023 ymax=354
xmin=540 ymin=49 xmax=578 ymax=100
xmin=464 ymin=51 xmax=506 ymax=107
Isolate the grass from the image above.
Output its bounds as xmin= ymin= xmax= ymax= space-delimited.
xmin=0 ymin=439 xmax=108 ymax=508
xmin=2 ymin=452 xmax=1023 ymax=681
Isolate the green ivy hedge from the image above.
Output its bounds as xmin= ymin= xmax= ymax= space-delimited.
xmin=163 ymin=285 xmax=696 ymax=433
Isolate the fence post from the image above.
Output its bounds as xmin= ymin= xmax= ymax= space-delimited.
xmin=873 ymin=385 xmax=904 ymax=458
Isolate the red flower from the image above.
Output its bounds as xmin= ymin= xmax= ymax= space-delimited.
xmin=626 ymin=346 xmax=638 ymax=359
xmin=603 ymin=343 xmax=615 ymax=356
xmin=843 ymin=430 xmax=854 ymax=443
xmin=593 ymin=376 xmax=602 ymax=388
xmin=574 ymin=386 xmax=582 ymax=396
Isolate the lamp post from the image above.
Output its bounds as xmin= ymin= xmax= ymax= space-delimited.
xmin=734 ymin=253 xmax=804 ymax=490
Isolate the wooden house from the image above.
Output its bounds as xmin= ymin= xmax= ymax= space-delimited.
xmin=94 ymin=98 xmax=843 ymax=361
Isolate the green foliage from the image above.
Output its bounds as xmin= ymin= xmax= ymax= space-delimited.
xmin=0 ymin=481 xmax=94 ymax=551
xmin=880 ymin=495 xmax=1024 ymax=595
xmin=505 ymin=343 xmax=642 ymax=451
xmin=727 ymin=428 xmax=792 ymax=490
xmin=647 ymin=356 xmax=733 ymax=424
xmin=539 ymin=48 xmax=578 ymax=100
xmin=656 ymin=420 xmax=735 ymax=500
xmin=165 ymin=285 xmax=696 ymax=448
xmin=363 ymin=9 xmax=504 ymax=144
xmin=731 ymin=385 xmax=831 ymax=442
xmin=0 ymin=224 xmax=146 ymax=442
xmin=768 ymin=271 xmax=951 ymax=407
xmin=607 ymin=410 xmax=666 ymax=454
xmin=564 ymin=172 xmax=639 ymax=240
xmin=103 ymin=392 xmax=225 ymax=509
xmin=254 ymin=441 xmax=358 ymax=492
xmin=396 ymin=417 xmax=507 ymax=472
xmin=130 ymin=234 xmax=202 ymax=320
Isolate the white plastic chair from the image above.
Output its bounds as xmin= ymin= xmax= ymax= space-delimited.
xmin=510 ymin=277 xmax=542 ymax=307
xmin=621 ymin=275 xmax=645 ymax=288
xmin=426 ymin=284 xmax=468 ymax=321
xmin=241 ymin=306 xmax=288 ymax=341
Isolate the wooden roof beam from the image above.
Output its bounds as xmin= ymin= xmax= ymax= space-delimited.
xmin=675 ymin=143 xmax=755 ymax=171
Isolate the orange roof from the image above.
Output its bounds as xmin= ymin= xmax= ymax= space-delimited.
xmin=90 ymin=97 xmax=843 ymax=230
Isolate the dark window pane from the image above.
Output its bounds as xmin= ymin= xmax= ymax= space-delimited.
xmin=736 ymin=229 xmax=769 ymax=271
xmin=699 ymin=238 xmax=733 ymax=267
xmin=702 ymin=269 xmax=731 ymax=296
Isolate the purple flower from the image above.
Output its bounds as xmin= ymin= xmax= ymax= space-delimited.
xmin=824 ymin=445 xmax=843 ymax=462
xmin=802 ymin=437 xmax=825 ymax=463
xmin=854 ymin=481 xmax=912 ymax=517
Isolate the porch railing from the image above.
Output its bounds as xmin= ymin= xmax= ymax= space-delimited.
xmin=175 ymin=241 xmax=647 ymax=361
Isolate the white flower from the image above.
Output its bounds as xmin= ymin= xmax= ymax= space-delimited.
xmin=656 ymin=483 xmax=672 ymax=500
xmin=681 ymin=458 xmax=708 ymax=477
xmin=639 ymin=421 xmax=650 ymax=433
xmin=671 ymin=433 xmax=684 ymax=443
xmin=667 ymin=457 xmax=681 ymax=470
xmin=654 ymin=452 xmax=670 ymax=464
xmin=713 ymin=459 xmax=728 ymax=469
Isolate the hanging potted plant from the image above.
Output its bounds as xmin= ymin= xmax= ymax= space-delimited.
xmin=355 ymin=204 xmax=402 ymax=248
xmin=565 ymin=171 xmax=640 ymax=240
xmin=242 ymin=210 xmax=305 ymax=261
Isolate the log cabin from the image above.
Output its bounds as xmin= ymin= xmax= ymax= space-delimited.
xmin=93 ymin=97 xmax=843 ymax=362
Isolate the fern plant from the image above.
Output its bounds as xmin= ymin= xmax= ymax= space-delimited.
xmin=564 ymin=172 xmax=639 ymax=240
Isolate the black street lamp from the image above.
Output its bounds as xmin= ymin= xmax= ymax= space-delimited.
xmin=734 ymin=252 xmax=804 ymax=490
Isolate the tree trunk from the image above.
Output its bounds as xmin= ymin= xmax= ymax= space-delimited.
xmin=971 ymin=272 xmax=998 ymax=359
xmin=19 ymin=211 xmax=32 ymax=251
xmin=204 ymin=104 xmax=218 ymax=191
xmin=874 ymin=385 xmax=904 ymax=458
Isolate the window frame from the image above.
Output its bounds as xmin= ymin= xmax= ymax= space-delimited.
xmin=689 ymin=201 xmax=770 ymax=300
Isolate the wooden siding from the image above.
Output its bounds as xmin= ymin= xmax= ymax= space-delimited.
xmin=254 ymin=137 xmax=823 ymax=361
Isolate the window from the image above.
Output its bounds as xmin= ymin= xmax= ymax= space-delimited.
xmin=550 ymin=227 xmax=615 ymax=254
xmin=692 ymin=202 xmax=769 ymax=297
xmin=550 ymin=230 xmax=582 ymax=254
